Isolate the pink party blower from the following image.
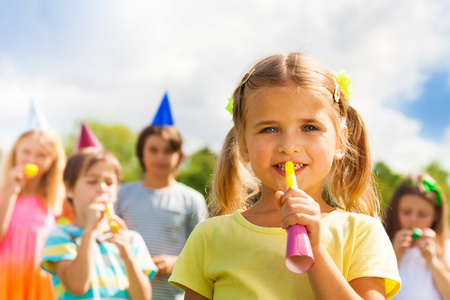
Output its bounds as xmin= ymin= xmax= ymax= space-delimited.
xmin=285 ymin=161 xmax=315 ymax=274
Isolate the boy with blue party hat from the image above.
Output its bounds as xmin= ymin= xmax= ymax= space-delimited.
xmin=115 ymin=91 xmax=208 ymax=300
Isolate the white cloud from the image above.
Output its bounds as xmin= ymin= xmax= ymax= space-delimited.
xmin=1 ymin=0 xmax=450 ymax=175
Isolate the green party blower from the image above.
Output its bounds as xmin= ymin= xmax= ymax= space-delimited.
xmin=285 ymin=161 xmax=315 ymax=274
xmin=411 ymin=227 xmax=423 ymax=240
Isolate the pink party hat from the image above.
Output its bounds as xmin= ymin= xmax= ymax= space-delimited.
xmin=74 ymin=122 xmax=103 ymax=151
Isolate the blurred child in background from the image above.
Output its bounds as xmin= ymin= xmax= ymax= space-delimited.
xmin=384 ymin=173 xmax=450 ymax=299
xmin=0 ymin=129 xmax=66 ymax=300
xmin=115 ymin=124 xmax=208 ymax=300
xmin=42 ymin=147 xmax=157 ymax=300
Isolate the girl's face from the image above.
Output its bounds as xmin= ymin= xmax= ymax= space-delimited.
xmin=240 ymin=84 xmax=345 ymax=198
xmin=398 ymin=194 xmax=436 ymax=230
xmin=142 ymin=135 xmax=180 ymax=179
xmin=15 ymin=135 xmax=54 ymax=177
xmin=68 ymin=160 xmax=118 ymax=221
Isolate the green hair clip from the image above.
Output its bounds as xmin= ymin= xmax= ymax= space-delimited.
xmin=334 ymin=69 xmax=353 ymax=106
xmin=422 ymin=178 xmax=442 ymax=206
xmin=405 ymin=177 xmax=442 ymax=206
xmin=226 ymin=97 xmax=234 ymax=116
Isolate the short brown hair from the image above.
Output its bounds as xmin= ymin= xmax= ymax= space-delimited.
xmin=64 ymin=147 xmax=122 ymax=192
xmin=136 ymin=125 xmax=185 ymax=172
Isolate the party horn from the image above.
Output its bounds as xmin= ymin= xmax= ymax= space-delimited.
xmin=411 ymin=227 xmax=423 ymax=240
xmin=103 ymin=202 xmax=121 ymax=233
xmin=24 ymin=163 xmax=39 ymax=178
xmin=285 ymin=161 xmax=315 ymax=274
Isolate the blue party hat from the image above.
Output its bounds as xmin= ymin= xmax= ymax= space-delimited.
xmin=27 ymin=99 xmax=50 ymax=130
xmin=151 ymin=92 xmax=174 ymax=126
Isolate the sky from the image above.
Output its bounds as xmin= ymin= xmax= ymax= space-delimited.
xmin=1 ymin=0 xmax=450 ymax=175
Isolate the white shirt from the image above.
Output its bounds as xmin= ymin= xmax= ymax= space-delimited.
xmin=394 ymin=240 xmax=450 ymax=300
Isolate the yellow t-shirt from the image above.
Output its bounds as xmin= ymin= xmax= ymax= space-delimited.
xmin=169 ymin=209 xmax=401 ymax=299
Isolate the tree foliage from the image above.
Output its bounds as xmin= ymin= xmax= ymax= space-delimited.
xmin=64 ymin=121 xmax=141 ymax=182
xmin=373 ymin=160 xmax=450 ymax=219
xmin=372 ymin=162 xmax=403 ymax=210
xmin=177 ymin=147 xmax=216 ymax=201
xmin=425 ymin=161 xmax=450 ymax=203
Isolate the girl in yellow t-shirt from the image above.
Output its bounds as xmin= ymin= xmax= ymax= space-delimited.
xmin=169 ymin=52 xmax=401 ymax=299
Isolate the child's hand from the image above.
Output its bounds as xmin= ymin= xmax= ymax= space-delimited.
xmin=153 ymin=254 xmax=178 ymax=277
xmin=83 ymin=201 xmax=106 ymax=233
xmin=416 ymin=228 xmax=437 ymax=264
xmin=105 ymin=216 xmax=133 ymax=260
xmin=392 ymin=229 xmax=413 ymax=260
xmin=275 ymin=187 xmax=321 ymax=248
xmin=8 ymin=164 xmax=30 ymax=194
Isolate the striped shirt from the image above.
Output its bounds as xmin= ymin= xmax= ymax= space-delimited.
xmin=115 ymin=181 xmax=208 ymax=300
xmin=41 ymin=225 xmax=157 ymax=300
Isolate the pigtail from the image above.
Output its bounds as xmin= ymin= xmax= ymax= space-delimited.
xmin=209 ymin=128 xmax=258 ymax=216
xmin=328 ymin=106 xmax=380 ymax=217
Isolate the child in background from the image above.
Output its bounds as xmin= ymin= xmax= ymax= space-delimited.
xmin=384 ymin=173 xmax=450 ymax=299
xmin=169 ymin=52 xmax=401 ymax=299
xmin=42 ymin=147 xmax=157 ymax=300
xmin=0 ymin=129 xmax=66 ymax=300
xmin=115 ymin=124 xmax=208 ymax=300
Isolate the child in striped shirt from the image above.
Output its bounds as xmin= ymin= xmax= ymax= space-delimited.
xmin=42 ymin=147 xmax=157 ymax=300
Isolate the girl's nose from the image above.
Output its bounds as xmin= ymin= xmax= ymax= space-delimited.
xmin=278 ymin=133 xmax=301 ymax=155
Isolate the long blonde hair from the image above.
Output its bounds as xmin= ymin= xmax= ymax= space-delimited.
xmin=0 ymin=129 xmax=66 ymax=214
xmin=210 ymin=53 xmax=379 ymax=217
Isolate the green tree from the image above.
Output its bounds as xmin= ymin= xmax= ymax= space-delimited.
xmin=425 ymin=161 xmax=450 ymax=203
xmin=177 ymin=147 xmax=216 ymax=201
xmin=64 ymin=121 xmax=141 ymax=182
xmin=372 ymin=162 xmax=403 ymax=210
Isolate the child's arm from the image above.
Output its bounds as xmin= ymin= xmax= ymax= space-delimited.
xmin=276 ymin=189 xmax=387 ymax=300
xmin=53 ymin=229 xmax=97 ymax=296
xmin=0 ymin=185 xmax=20 ymax=241
xmin=0 ymin=165 xmax=27 ymax=241
xmin=185 ymin=287 xmax=209 ymax=300
xmin=152 ymin=254 xmax=178 ymax=277
xmin=392 ymin=229 xmax=413 ymax=262
xmin=107 ymin=217 xmax=151 ymax=300
xmin=308 ymin=244 xmax=386 ymax=299
xmin=53 ymin=201 xmax=105 ymax=295
xmin=417 ymin=229 xmax=450 ymax=299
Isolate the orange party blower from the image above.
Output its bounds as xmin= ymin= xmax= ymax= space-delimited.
xmin=103 ymin=202 xmax=121 ymax=233
xmin=24 ymin=163 xmax=39 ymax=178
xmin=285 ymin=161 xmax=315 ymax=274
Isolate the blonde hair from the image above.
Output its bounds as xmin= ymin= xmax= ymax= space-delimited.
xmin=210 ymin=53 xmax=379 ymax=217
xmin=0 ymin=129 xmax=66 ymax=214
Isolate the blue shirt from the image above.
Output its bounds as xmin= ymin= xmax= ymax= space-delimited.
xmin=42 ymin=225 xmax=157 ymax=300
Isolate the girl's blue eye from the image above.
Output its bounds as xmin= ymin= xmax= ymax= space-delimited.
xmin=261 ymin=127 xmax=277 ymax=133
xmin=303 ymin=125 xmax=317 ymax=132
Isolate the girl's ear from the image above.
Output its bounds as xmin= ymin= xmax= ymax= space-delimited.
xmin=65 ymin=182 xmax=74 ymax=199
xmin=238 ymin=136 xmax=250 ymax=163
xmin=334 ymin=125 xmax=348 ymax=160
